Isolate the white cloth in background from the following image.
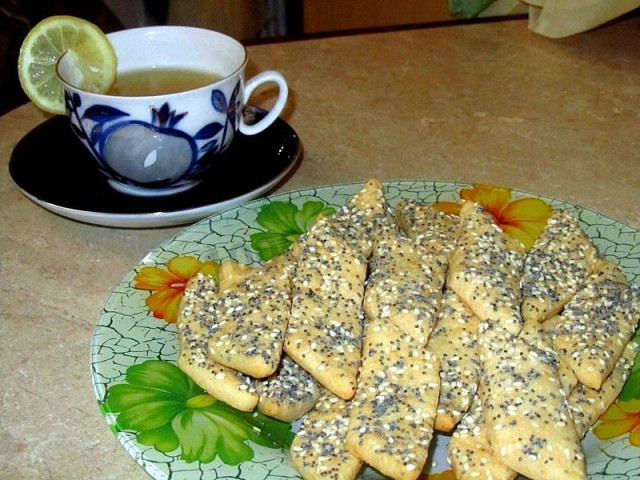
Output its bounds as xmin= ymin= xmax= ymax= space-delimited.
xmin=524 ymin=0 xmax=640 ymax=38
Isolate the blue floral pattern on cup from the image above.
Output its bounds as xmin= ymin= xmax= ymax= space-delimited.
xmin=198 ymin=79 xmax=242 ymax=153
xmin=64 ymin=79 xmax=242 ymax=189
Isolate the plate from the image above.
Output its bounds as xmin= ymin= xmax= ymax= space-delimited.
xmin=9 ymin=106 xmax=301 ymax=228
xmin=91 ymin=181 xmax=640 ymax=480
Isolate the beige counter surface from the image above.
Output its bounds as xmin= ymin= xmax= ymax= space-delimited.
xmin=1 ymin=16 xmax=639 ymax=479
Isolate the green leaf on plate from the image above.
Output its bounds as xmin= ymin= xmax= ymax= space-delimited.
xmin=138 ymin=423 xmax=180 ymax=452
xmin=619 ymin=353 xmax=640 ymax=401
xmin=250 ymin=231 xmax=293 ymax=261
xmin=251 ymin=200 xmax=336 ymax=261
xmin=173 ymin=409 xmax=222 ymax=464
xmin=102 ymin=359 xmax=296 ymax=465
xmin=255 ymin=201 xmax=300 ymax=234
xmin=295 ymin=201 xmax=336 ymax=232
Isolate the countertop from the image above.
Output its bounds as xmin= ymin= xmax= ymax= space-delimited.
xmin=1 ymin=16 xmax=639 ymax=479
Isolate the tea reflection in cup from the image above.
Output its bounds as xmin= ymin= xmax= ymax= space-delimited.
xmin=56 ymin=26 xmax=288 ymax=197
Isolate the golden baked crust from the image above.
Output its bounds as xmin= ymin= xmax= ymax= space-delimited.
xmin=477 ymin=321 xmax=586 ymax=480
xmin=176 ymin=273 xmax=258 ymax=412
xmin=429 ymin=288 xmax=481 ymax=432
xmin=290 ymin=393 xmax=362 ymax=480
xmin=545 ymin=260 xmax=639 ymax=390
xmin=448 ymin=202 xmax=526 ymax=336
xmin=449 ymin=396 xmax=517 ymax=480
xmin=257 ymin=354 xmax=321 ymax=422
xmin=208 ymin=252 xmax=296 ymax=378
xmin=345 ymin=320 xmax=440 ymax=480
xmin=521 ymin=209 xmax=599 ymax=322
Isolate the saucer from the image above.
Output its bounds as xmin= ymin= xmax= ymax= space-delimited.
xmin=9 ymin=106 xmax=301 ymax=228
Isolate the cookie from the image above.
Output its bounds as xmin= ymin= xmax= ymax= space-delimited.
xmin=395 ymin=199 xmax=460 ymax=261
xmin=345 ymin=320 xmax=440 ymax=480
xmin=447 ymin=202 xmax=525 ymax=336
xmin=257 ymin=354 xmax=321 ymax=422
xmin=569 ymin=340 xmax=639 ymax=437
xmin=449 ymin=396 xmax=517 ymax=480
xmin=364 ymin=217 xmax=446 ymax=345
xmin=477 ymin=321 xmax=586 ymax=480
xmin=521 ymin=209 xmax=599 ymax=322
xmin=208 ymin=252 xmax=296 ymax=378
xmin=285 ymin=181 xmax=385 ymax=400
xmin=218 ymin=260 xmax=255 ymax=291
xmin=428 ymin=288 xmax=481 ymax=432
xmin=290 ymin=393 xmax=362 ymax=480
xmin=545 ymin=260 xmax=640 ymax=390
xmin=285 ymin=234 xmax=367 ymax=400
xmin=298 ymin=178 xmax=387 ymax=258
xmin=176 ymin=273 xmax=258 ymax=412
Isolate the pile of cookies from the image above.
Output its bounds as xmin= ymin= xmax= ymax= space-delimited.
xmin=175 ymin=179 xmax=640 ymax=480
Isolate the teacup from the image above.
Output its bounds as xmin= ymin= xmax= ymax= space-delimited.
xmin=57 ymin=26 xmax=288 ymax=196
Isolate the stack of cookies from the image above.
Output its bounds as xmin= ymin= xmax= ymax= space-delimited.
xmin=175 ymin=179 xmax=640 ymax=480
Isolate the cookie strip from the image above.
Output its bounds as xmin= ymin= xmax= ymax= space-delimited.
xmin=521 ymin=209 xmax=599 ymax=322
xmin=218 ymin=260 xmax=255 ymax=291
xmin=298 ymin=178 xmax=387 ymax=258
xmin=545 ymin=260 xmax=640 ymax=390
xmin=395 ymin=199 xmax=460 ymax=261
xmin=256 ymin=354 xmax=321 ymax=422
xmin=285 ymin=234 xmax=367 ymax=400
xmin=449 ymin=396 xmax=517 ymax=480
xmin=176 ymin=273 xmax=258 ymax=412
xmin=285 ymin=181 xmax=385 ymax=400
xmin=569 ymin=341 xmax=638 ymax=437
xmin=477 ymin=321 xmax=586 ymax=480
xmin=447 ymin=202 xmax=526 ymax=336
xmin=208 ymin=252 xmax=296 ymax=378
xmin=428 ymin=289 xmax=481 ymax=432
xmin=345 ymin=320 xmax=440 ymax=480
xmin=290 ymin=393 xmax=362 ymax=480
xmin=364 ymin=213 xmax=446 ymax=345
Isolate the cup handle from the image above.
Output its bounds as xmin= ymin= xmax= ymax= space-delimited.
xmin=239 ymin=71 xmax=288 ymax=135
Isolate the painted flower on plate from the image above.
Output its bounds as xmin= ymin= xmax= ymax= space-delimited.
xmin=250 ymin=200 xmax=336 ymax=261
xmin=593 ymin=398 xmax=640 ymax=447
xmin=134 ymin=255 xmax=219 ymax=323
xmin=433 ymin=184 xmax=553 ymax=250
xmin=103 ymin=360 xmax=295 ymax=464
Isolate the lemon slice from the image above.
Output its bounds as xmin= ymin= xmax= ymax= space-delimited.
xmin=17 ymin=15 xmax=117 ymax=114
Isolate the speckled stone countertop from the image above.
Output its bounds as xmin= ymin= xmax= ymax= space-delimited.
xmin=1 ymin=16 xmax=639 ymax=479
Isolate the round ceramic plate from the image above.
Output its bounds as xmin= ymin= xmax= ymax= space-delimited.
xmin=91 ymin=181 xmax=640 ymax=480
xmin=9 ymin=106 xmax=301 ymax=228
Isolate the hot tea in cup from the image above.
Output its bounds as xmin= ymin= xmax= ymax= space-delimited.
xmin=57 ymin=26 xmax=288 ymax=197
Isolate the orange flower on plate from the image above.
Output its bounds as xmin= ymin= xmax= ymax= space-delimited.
xmin=593 ymin=399 xmax=640 ymax=447
xmin=418 ymin=469 xmax=455 ymax=480
xmin=432 ymin=184 xmax=553 ymax=250
xmin=134 ymin=255 xmax=219 ymax=323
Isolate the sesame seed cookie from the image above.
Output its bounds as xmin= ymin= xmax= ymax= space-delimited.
xmin=176 ymin=273 xmax=258 ymax=412
xmin=521 ymin=209 xmax=599 ymax=322
xmin=545 ymin=260 xmax=639 ymax=390
xmin=448 ymin=202 xmax=526 ymax=336
xmin=428 ymin=288 xmax=481 ymax=432
xmin=449 ymin=396 xmax=517 ymax=480
xmin=290 ymin=392 xmax=362 ymax=480
xmin=477 ymin=320 xmax=587 ymax=480
xmin=569 ymin=340 xmax=638 ymax=438
xmin=345 ymin=320 xmax=440 ymax=480
xmin=208 ymin=252 xmax=296 ymax=378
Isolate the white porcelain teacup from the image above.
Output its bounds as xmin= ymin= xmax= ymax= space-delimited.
xmin=57 ymin=26 xmax=288 ymax=197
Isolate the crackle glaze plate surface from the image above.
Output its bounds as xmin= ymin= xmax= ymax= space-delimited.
xmin=9 ymin=106 xmax=300 ymax=228
xmin=91 ymin=181 xmax=640 ymax=480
